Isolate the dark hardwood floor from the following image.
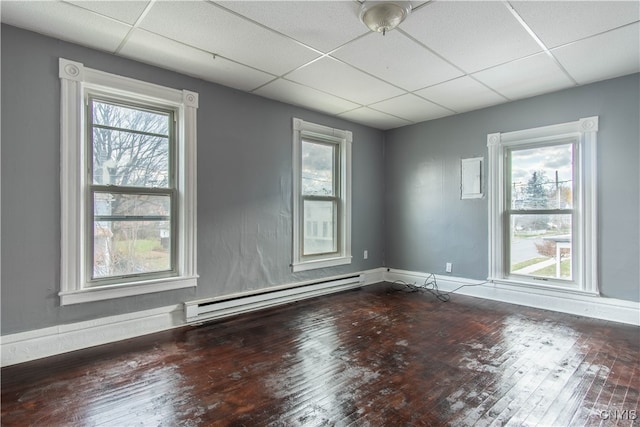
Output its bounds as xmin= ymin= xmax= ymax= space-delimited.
xmin=2 ymin=282 xmax=639 ymax=426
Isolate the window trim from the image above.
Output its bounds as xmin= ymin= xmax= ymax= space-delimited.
xmin=487 ymin=117 xmax=598 ymax=295
xmin=292 ymin=118 xmax=352 ymax=272
xmin=59 ymin=58 xmax=198 ymax=305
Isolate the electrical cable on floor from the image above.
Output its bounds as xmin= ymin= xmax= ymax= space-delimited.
xmin=390 ymin=273 xmax=490 ymax=302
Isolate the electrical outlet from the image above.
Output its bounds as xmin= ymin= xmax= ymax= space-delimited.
xmin=364 ymin=250 xmax=368 ymax=260
xmin=446 ymin=262 xmax=452 ymax=273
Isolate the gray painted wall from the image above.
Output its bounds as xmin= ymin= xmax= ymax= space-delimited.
xmin=385 ymin=73 xmax=640 ymax=302
xmin=2 ymin=24 xmax=638 ymax=337
xmin=1 ymin=25 xmax=386 ymax=334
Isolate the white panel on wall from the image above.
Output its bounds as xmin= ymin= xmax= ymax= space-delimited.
xmin=461 ymin=157 xmax=483 ymax=199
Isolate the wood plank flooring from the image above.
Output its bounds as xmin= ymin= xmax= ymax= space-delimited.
xmin=2 ymin=282 xmax=639 ymax=426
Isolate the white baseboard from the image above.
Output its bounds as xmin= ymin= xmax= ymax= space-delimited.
xmin=1 ymin=268 xmax=386 ymax=367
xmin=362 ymin=267 xmax=386 ymax=285
xmin=385 ymin=269 xmax=640 ymax=326
xmin=1 ymin=305 xmax=184 ymax=367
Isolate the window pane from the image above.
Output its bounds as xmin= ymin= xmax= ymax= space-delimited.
xmin=93 ymin=192 xmax=172 ymax=279
xmin=302 ymin=141 xmax=335 ymax=196
xmin=92 ymin=219 xmax=171 ymax=279
xmin=510 ymin=214 xmax=572 ymax=280
xmin=94 ymin=192 xmax=171 ymax=219
xmin=303 ymin=199 xmax=336 ymax=255
xmin=510 ymin=144 xmax=573 ymax=210
xmin=92 ymin=101 xmax=169 ymax=135
xmin=91 ymin=100 xmax=171 ymax=188
xmin=92 ymin=128 xmax=170 ymax=188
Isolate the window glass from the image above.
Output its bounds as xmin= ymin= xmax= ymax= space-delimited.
xmin=510 ymin=144 xmax=573 ymax=210
xmin=91 ymin=100 xmax=171 ymax=188
xmin=303 ymin=199 xmax=337 ymax=255
xmin=89 ymin=98 xmax=175 ymax=284
xmin=92 ymin=219 xmax=171 ymax=279
xmin=302 ymin=140 xmax=335 ymax=196
xmin=92 ymin=101 xmax=169 ymax=134
xmin=509 ymin=214 xmax=572 ymax=280
xmin=508 ymin=143 xmax=574 ymax=281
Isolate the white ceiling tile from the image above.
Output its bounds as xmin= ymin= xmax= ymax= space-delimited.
xmin=472 ymin=53 xmax=576 ymax=101
xmin=2 ymin=0 xmax=636 ymax=130
xmin=512 ymin=1 xmax=640 ymax=49
xmin=65 ymin=1 xmax=150 ymax=25
xmin=415 ymin=76 xmax=507 ymax=113
xmin=254 ymin=79 xmax=359 ymax=116
xmin=370 ymin=94 xmax=452 ymax=123
xmin=332 ymin=31 xmax=463 ymax=91
xmin=401 ymin=1 xmax=541 ymax=73
xmin=216 ymin=1 xmax=367 ymax=53
xmin=119 ymin=29 xmax=274 ymax=91
xmin=286 ymin=57 xmax=405 ymax=105
xmin=338 ymin=107 xmax=412 ymax=130
xmin=552 ymin=23 xmax=640 ymax=85
xmin=0 ymin=1 xmax=131 ymax=52
xmin=139 ymin=0 xmax=320 ymax=75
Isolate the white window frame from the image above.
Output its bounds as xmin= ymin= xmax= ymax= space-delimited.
xmin=487 ymin=117 xmax=598 ymax=295
xmin=59 ymin=58 xmax=198 ymax=305
xmin=292 ymin=118 xmax=352 ymax=272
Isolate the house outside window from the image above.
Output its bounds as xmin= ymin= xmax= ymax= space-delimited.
xmin=292 ymin=118 xmax=352 ymax=272
xmin=487 ymin=117 xmax=598 ymax=294
xmin=59 ymin=58 xmax=198 ymax=305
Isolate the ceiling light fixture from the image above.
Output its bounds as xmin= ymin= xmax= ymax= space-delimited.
xmin=359 ymin=1 xmax=412 ymax=36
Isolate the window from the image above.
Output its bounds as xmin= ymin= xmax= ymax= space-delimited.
xmin=292 ymin=118 xmax=352 ymax=272
xmin=59 ymin=58 xmax=198 ymax=305
xmin=487 ymin=117 xmax=598 ymax=294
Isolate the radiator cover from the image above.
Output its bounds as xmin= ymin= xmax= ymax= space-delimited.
xmin=184 ymin=274 xmax=364 ymax=324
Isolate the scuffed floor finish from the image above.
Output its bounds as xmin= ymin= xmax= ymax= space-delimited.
xmin=2 ymin=283 xmax=639 ymax=426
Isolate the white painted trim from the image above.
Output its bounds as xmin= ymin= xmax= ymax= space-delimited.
xmin=58 ymin=58 xmax=198 ymax=304
xmin=292 ymin=255 xmax=352 ymax=272
xmin=385 ymin=269 xmax=639 ymax=326
xmin=362 ymin=266 xmax=386 ymax=285
xmin=1 ymin=268 xmax=385 ymax=367
xmin=291 ymin=117 xmax=353 ymax=272
xmin=1 ymin=305 xmax=184 ymax=367
xmin=487 ymin=117 xmax=598 ymax=293
xmin=59 ymin=276 xmax=197 ymax=305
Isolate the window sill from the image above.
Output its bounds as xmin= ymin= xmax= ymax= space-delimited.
xmin=489 ymin=276 xmax=599 ymax=297
xmin=59 ymin=275 xmax=198 ymax=305
xmin=292 ymin=256 xmax=352 ymax=272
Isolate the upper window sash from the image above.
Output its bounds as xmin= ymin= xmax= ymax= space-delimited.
xmin=59 ymin=58 xmax=199 ymax=305
xmin=87 ymin=96 xmax=176 ymax=190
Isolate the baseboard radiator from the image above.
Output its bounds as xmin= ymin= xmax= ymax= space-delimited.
xmin=184 ymin=274 xmax=365 ymax=324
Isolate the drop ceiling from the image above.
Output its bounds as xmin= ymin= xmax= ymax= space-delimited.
xmin=2 ymin=1 xmax=638 ymax=130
